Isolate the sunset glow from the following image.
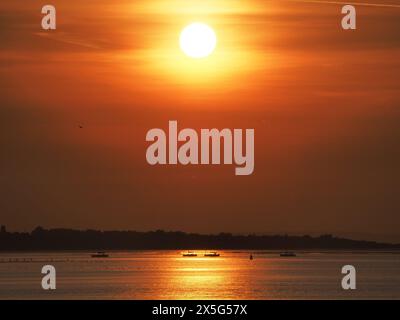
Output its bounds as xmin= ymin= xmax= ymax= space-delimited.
xmin=1 ymin=0 xmax=400 ymax=242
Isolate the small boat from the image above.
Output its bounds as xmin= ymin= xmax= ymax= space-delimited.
xmin=91 ymin=251 xmax=109 ymax=258
xmin=249 ymin=254 xmax=253 ymax=260
xmin=182 ymin=251 xmax=197 ymax=257
xmin=280 ymin=251 xmax=296 ymax=257
xmin=204 ymin=251 xmax=220 ymax=257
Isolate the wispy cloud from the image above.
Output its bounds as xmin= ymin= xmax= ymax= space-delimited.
xmin=33 ymin=32 xmax=101 ymax=50
xmin=284 ymin=0 xmax=400 ymax=8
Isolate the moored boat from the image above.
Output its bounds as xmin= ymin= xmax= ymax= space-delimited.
xmin=280 ymin=251 xmax=296 ymax=257
xmin=204 ymin=251 xmax=220 ymax=257
xmin=91 ymin=251 xmax=109 ymax=258
xmin=182 ymin=251 xmax=197 ymax=257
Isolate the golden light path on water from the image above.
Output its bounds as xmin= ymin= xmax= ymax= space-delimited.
xmin=122 ymin=254 xmax=251 ymax=300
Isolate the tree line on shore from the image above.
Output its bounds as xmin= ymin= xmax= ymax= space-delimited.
xmin=0 ymin=226 xmax=399 ymax=251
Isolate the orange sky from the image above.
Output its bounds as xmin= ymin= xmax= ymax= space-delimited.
xmin=1 ymin=0 xmax=400 ymax=241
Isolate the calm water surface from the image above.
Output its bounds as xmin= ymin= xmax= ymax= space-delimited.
xmin=0 ymin=251 xmax=399 ymax=299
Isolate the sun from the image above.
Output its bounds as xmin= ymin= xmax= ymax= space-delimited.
xmin=179 ymin=23 xmax=217 ymax=59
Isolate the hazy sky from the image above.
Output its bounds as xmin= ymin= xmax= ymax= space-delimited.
xmin=1 ymin=0 xmax=400 ymax=242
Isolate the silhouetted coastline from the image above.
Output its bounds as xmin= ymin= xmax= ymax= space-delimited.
xmin=0 ymin=226 xmax=399 ymax=251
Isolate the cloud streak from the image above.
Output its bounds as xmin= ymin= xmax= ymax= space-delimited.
xmin=284 ymin=0 xmax=400 ymax=8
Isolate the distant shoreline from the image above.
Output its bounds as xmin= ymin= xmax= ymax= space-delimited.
xmin=1 ymin=226 xmax=399 ymax=251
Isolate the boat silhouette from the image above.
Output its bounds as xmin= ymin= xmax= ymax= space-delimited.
xmin=182 ymin=251 xmax=197 ymax=257
xmin=91 ymin=251 xmax=109 ymax=258
xmin=280 ymin=251 xmax=296 ymax=257
xmin=204 ymin=251 xmax=220 ymax=257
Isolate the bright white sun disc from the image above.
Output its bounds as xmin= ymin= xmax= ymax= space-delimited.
xmin=179 ymin=23 xmax=217 ymax=59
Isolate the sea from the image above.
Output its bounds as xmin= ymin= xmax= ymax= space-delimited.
xmin=0 ymin=250 xmax=399 ymax=299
